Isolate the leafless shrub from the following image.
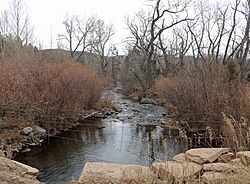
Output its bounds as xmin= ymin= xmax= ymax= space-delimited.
xmin=0 ymin=56 xmax=104 ymax=123
xmin=155 ymin=60 xmax=250 ymax=122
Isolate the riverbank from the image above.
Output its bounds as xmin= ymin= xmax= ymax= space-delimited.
xmin=0 ymin=100 xmax=120 ymax=159
xmin=73 ymin=148 xmax=250 ymax=184
xmin=2 ymin=148 xmax=250 ymax=184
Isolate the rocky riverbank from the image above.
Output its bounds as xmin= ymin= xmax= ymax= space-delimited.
xmin=73 ymin=148 xmax=250 ymax=184
xmin=0 ymin=103 xmax=120 ymax=159
xmin=0 ymin=156 xmax=41 ymax=183
xmin=2 ymin=147 xmax=249 ymax=184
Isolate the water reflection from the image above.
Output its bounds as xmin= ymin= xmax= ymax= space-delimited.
xmin=16 ymin=87 xmax=189 ymax=184
xmin=16 ymin=119 xmax=188 ymax=184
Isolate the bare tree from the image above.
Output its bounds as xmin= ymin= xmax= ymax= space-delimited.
xmin=236 ymin=0 xmax=250 ymax=73
xmin=59 ymin=15 xmax=96 ymax=62
xmin=0 ymin=10 xmax=9 ymax=57
xmin=126 ymin=0 xmax=191 ymax=89
xmin=90 ymin=19 xmax=115 ymax=75
xmin=8 ymin=0 xmax=33 ymax=45
xmin=0 ymin=11 xmax=9 ymax=37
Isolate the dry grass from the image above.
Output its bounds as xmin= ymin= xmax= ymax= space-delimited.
xmin=155 ymin=60 xmax=250 ymax=122
xmin=154 ymin=60 xmax=250 ymax=150
xmin=222 ymin=113 xmax=250 ymax=152
xmin=71 ymin=167 xmax=250 ymax=184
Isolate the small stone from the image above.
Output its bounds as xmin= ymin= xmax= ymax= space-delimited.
xmin=236 ymin=151 xmax=250 ymax=166
xmin=32 ymin=126 xmax=47 ymax=139
xmin=218 ymin=152 xmax=235 ymax=163
xmin=21 ymin=148 xmax=31 ymax=153
xmin=21 ymin=127 xmax=33 ymax=135
xmin=140 ymin=98 xmax=154 ymax=104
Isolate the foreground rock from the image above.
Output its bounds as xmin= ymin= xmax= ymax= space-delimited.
xmin=201 ymin=172 xmax=228 ymax=183
xmin=186 ymin=148 xmax=229 ymax=164
xmin=0 ymin=156 xmax=41 ymax=184
xmin=218 ymin=152 xmax=235 ymax=163
xmin=78 ymin=162 xmax=156 ymax=184
xmin=74 ymin=148 xmax=250 ymax=184
xmin=203 ymin=163 xmax=237 ymax=172
xmin=172 ymin=153 xmax=188 ymax=163
xmin=151 ymin=161 xmax=202 ymax=182
xmin=236 ymin=151 xmax=250 ymax=166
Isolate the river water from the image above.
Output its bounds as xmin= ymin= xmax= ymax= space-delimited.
xmin=16 ymin=86 xmax=188 ymax=184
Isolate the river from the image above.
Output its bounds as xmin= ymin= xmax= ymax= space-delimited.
xmin=16 ymin=86 xmax=188 ymax=184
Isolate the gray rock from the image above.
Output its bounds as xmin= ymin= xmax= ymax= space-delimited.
xmin=32 ymin=126 xmax=47 ymax=140
xmin=21 ymin=148 xmax=31 ymax=153
xmin=140 ymin=98 xmax=154 ymax=104
xmin=21 ymin=127 xmax=33 ymax=135
xmin=33 ymin=126 xmax=46 ymax=134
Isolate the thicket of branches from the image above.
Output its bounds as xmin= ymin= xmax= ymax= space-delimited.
xmin=123 ymin=0 xmax=250 ymax=89
xmin=121 ymin=0 xmax=250 ymax=150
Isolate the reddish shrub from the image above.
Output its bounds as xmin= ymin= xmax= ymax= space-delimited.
xmin=0 ymin=57 xmax=104 ymax=122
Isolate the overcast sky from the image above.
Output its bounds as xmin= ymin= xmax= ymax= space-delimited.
xmin=1 ymin=0 xmax=146 ymax=52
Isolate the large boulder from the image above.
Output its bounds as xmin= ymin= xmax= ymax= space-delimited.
xmin=236 ymin=151 xmax=250 ymax=166
xmin=0 ymin=157 xmax=41 ymax=184
xmin=151 ymin=161 xmax=202 ymax=182
xmin=12 ymin=160 xmax=39 ymax=176
xmin=203 ymin=163 xmax=237 ymax=172
xmin=79 ymin=162 xmax=156 ymax=184
xmin=185 ymin=148 xmax=229 ymax=164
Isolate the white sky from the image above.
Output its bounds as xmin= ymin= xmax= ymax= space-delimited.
xmin=0 ymin=0 xmax=146 ymax=53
